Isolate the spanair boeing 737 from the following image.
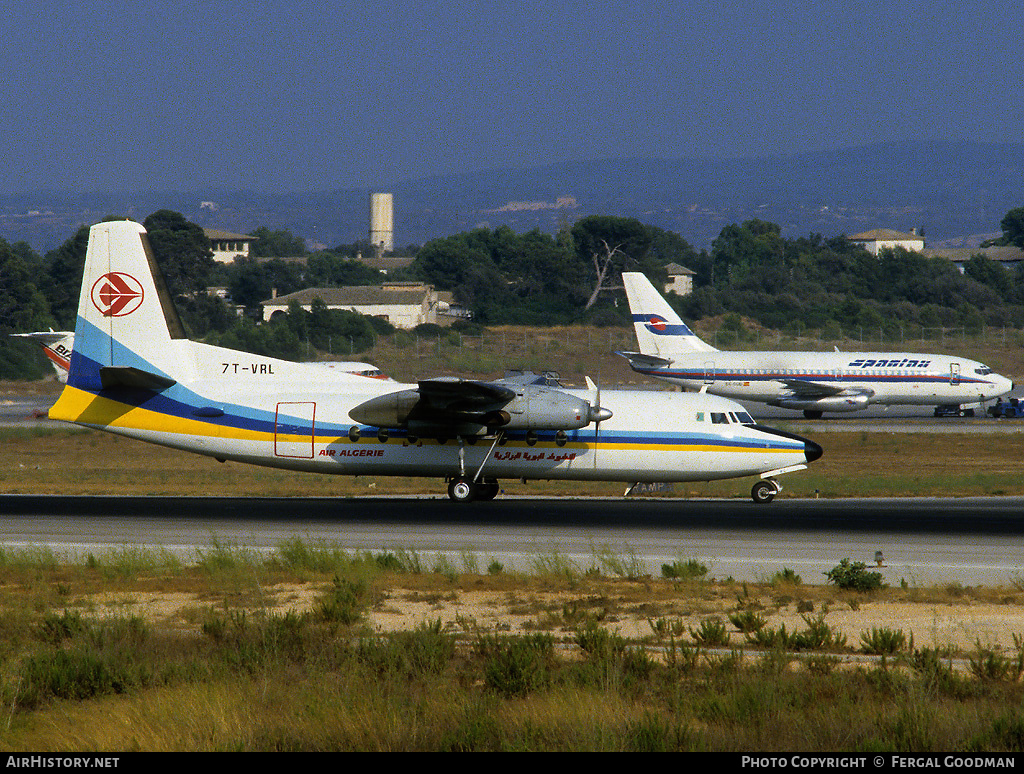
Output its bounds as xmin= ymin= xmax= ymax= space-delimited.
xmin=45 ymin=221 xmax=823 ymax=503
xmin=618 ymin=272 xmax=1013 ymax=419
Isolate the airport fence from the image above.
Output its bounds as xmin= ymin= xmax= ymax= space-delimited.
xmin=352 ymin=324 xmax=1023 ymax=383
xmin=366 ymin=324 xmax=1023 ymax=356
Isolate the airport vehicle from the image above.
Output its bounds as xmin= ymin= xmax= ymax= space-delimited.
xmin=47 ymin=221 xmax=823 ymax=502
xmin=987 ymin=398 xmax=1024 ymax=419
xmin=618 ymin=272 xmax=1013 ymax=419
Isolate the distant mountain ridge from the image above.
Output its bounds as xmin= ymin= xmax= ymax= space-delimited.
xmin=2 ymin=140 xmax=1022 ymax=253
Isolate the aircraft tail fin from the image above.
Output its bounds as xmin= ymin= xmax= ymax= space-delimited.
xmin=9 ymin=330 xmax=74 ymax=383
xmin=621 ymin=272 xmax=717 ymax=355
xmin=62 ymin=220 xmax=188 ymax=394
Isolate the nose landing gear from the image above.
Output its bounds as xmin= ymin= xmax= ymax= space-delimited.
xmin=751 ymin=478 xmax=781 ymax=504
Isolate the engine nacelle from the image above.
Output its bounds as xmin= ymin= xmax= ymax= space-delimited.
xmin=348 ymin=389 xmax=420 ymax=428
xmin=348 ymin=383 xmax=610 ymax=432
xmin=769 ymin=394 xmax=871 ymax=413
xmin=497 ymin=388 xmax=594 ymax=431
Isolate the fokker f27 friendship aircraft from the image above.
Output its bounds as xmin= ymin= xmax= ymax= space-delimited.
xmin=46 ymin=221 xmax=823 ymax=503
xmin=618 ymin=272 xmax=1013 ymax=419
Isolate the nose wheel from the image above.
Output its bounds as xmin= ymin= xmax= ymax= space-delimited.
xmin=751 ymin=479 xmax=780 ymax=504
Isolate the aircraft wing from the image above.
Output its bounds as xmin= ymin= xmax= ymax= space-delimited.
xmin=414 ymin=378 xmax=516 ymax=412
xmin=780 ymin=378 xmax=862 ymax=398
xmin=615 ymin=351 xmax=674 ymax=369
xmin=350 ymin=376 xmax=602 ymax=434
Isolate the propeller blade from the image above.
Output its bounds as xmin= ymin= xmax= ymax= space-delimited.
xmin=585 ymin=376 xmax=613 ymax=423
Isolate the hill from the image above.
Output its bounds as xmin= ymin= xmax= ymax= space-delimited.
xmin=2 ymin=140 xmax=1022 ymax=252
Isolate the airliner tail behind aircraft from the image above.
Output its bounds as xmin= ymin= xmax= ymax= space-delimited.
xmin=9 ymin=331 xmax=73 ymax=383
xmin=619 ymin=272 xmax=1013 ymax=418
xmin=623 ymin=272 xmax=717 ymax=356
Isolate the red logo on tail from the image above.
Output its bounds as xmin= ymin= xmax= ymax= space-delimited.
xmin=91 ymin=272 xmax=144 ymax=317
xmin=646 ymin=315 xmax=667 ymax=332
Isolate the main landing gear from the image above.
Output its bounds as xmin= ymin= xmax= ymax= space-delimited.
xmin=447 ymin=476 xmax=500 ymax=503
xmin=446 ymin=433 xmax=504 ymax=502
xmin=751 ymin=478 xmax=781 ymax=504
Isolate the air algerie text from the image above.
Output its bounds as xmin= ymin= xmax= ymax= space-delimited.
xmin=320 ymin=448 xmax=384 ymax=457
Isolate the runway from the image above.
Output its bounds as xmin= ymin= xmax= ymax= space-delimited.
xmin=2 ymin=494 xmax=1023 ymax=588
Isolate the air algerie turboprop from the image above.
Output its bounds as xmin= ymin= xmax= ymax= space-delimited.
xmin=47 ymin=220 xmax=823 ymax=503
xmin=618 ymin=272 xmax=1013 ymax=419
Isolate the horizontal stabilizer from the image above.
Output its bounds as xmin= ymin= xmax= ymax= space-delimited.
xmin=615 ymin=350 xmax=673 ymax=369
xmin=99 ymin=366 xmax=177 ymax=391
xmin=9 ymin=331 xmax=73 ymax=346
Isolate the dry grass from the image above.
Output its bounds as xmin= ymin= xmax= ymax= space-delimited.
xmin=2 ymin=546 xmax=1024 ymax=752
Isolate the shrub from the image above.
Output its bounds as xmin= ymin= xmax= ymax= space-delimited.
xmin=662 ymin=559 xmax=708 ymax=580
xmin=358 ymin=619 xmax=455 ymax=679
xmin=728 ymin=610 xmax=767 ymax=633
xmin=20 ymin=649 xmax=136 ymax=708
xmin=690 ymin=617 xmax=729 ymax=647
xmin=825 ymin=559 xmax=885 ymax=592
xmin=480 ymin=634 xmax=555 ymax=697
xmin=860 ymin=627 xmax=911 ymax=655
xmin=772 ymin=567 xmax=802 ymax=585
xmin=792 ymin=614 xmax=847 ymax=651
xmin=968 ymin=638 xmax=1024 ymax=683
xmin=315 ymin=575 xmax=370 ymax=625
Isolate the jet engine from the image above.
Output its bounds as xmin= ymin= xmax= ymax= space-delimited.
xmin=769 ymin=394 xmax=871 ymax=413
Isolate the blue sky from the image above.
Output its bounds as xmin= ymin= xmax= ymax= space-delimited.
xmin=1 ymin=0 xmax=1020 ymax=193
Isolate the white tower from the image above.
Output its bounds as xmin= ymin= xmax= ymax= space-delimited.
xmin=369 ymin=193 xmax=394 ymax=254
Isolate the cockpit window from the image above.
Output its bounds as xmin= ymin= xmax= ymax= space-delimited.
xmin=976 ymin=366 xmax=992 ymax=375
xmin=733 ymin=411 xmax=755 ymax=424
xmin=711 ymin=412 xmax=729 ymax=424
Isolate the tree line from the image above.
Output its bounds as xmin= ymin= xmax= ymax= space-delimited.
xmin=1 ymin=206 xmax=1023 ymax=379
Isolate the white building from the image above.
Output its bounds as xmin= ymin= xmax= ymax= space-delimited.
xmin=848 ymin=228 xmax=925 ymax=256
xmin=204 ymin=229 xmax=258 ymax=263
xmin=260 ymin=282 xmax=468 ymax=329
xmin=664 ymin=263 xmax=695 ymax=295
xmin=919 ymin=245 xmax=1024 ymax=273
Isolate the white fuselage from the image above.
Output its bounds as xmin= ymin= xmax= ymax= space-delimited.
xmin=628 ymin=349 xmax=1013 ymax=410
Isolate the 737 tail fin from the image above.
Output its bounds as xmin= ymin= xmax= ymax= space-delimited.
xmin=621 ymin=272 xmax=717 ymax=355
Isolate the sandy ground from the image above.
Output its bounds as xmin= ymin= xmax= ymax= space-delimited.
xmin=83 ymin=582 xmax=1024 ymax=656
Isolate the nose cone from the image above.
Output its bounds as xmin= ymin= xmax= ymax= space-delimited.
xmin=751 ymin=424 xmax=823 ymax=463
xmin=804 ymin=436 xmax=824 ymax=462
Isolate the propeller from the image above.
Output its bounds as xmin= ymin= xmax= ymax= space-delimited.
xmin=585 ymin=376 xmax=612 ymax=424
xmin=585 ymin=376 xmax=612 ymax=471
